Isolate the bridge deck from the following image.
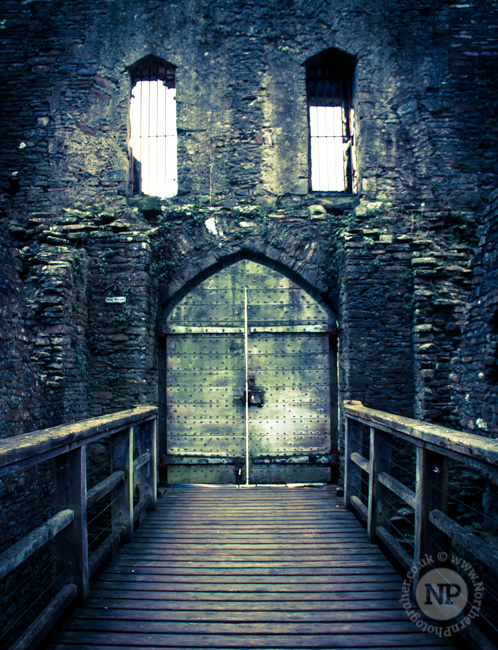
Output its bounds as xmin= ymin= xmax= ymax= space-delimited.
xmin=47 ymin=485 xmax=454 ymax=649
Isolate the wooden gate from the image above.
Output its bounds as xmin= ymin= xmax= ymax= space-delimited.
xmin=164 ymin=260 xmax=337 ymax=484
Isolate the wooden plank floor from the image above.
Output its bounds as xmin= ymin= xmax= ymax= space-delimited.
xmin=47 ymin=485 xmax=455 ymax=649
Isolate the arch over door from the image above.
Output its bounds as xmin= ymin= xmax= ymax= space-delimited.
xmin=164 ymin=260 xmax=338 ymax=484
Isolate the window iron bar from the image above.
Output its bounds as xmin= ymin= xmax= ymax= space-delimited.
xmin=307 ymin=61 xmax=353 ymax=194
xmin=129 ymin=57 xmax=177 ymax=198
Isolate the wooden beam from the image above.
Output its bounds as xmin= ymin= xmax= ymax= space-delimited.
xmin=351 ymin=451 xmax=369 ymax=473
xmin=375 ymin=525 xmax=412 ymax=574
xmin=456 ymin=618 xmax=498 ymax=650
xmin=168 ymin=326 xmax=332 ymax=334
xmin=378 ymin=471 xmax=416 ymax=509
xmin=55 ymin=447 xmax=89 ymax=603
xmin=350 ymin=495 xmax=368 ymax=522
xmin=8 ymin=583 xmax=77 ymax=650
xmin=168 ymin=326 xmax=244 ymax=334
xmin=343 ymin=401 xmax=498 ymax=468
xmin=250 ymin=326 xmax=330 ymax=334
xmin=150 ymin=416 xmax=158 ymax=509
xmin=87 ymin=471 xmax=125 ymax=509
xmin=133 ymin=452 xmax=151 ymax=473
xmin=111 ymin=427 xmax=134 ymax=543
xmin=430 ymin=508 xmax=498 ymax=569
xmin=368 ymin=428 xmax=392 ymax=543
xmin=414 ymin=447 xmax=448 ymax=583
xmin=89 ymin=526 xmax=126 ymax=579
xmin=134 ymin=494 xmax=153 ymax=522
xmin=0 ymin=406 xmax=157 ymax=478
xmin=344 ymin=418 xmax=363 ymax=509
xmin=0 ymin=509 xmax=74 ymax=581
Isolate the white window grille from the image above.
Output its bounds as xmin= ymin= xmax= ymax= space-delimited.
xmin=306 ymin=50 xmax=356 ymax=194
xmin=129 ymin=57 xmax=177 ymax=198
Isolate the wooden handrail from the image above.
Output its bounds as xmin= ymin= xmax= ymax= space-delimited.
xmin=343 ymin=400 xmax=498 ymax=650
xmin=344 ymin=400 xmax=498 ymax=478
xmin=0 ymin=406 xmax=157 ymax=477
xmin=0 ymin=406 xmax=158 ymax=650
xmin=0 ymin=509 xmax=74 ymax=581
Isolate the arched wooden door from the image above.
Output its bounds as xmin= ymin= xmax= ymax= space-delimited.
xmin=164 ymin=260 xmax=338 ymax=484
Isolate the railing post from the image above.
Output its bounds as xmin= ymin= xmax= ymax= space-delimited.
xmin=111 ymin=426 xmax=134 ymax=543
xmin=139 ymin=418 xmax=157 ymax=508
xmin=344 ymin=416 xmax=362 ymax=509
xmin=414 ymin=445 xmax=449 ymax=581
xmin=149 ymin=417 xmax=158 ymax=509
xmin=54 ymin=447 xmax=89 ymax=603
xmin=367 ymin=427 xmax=392 ymax=543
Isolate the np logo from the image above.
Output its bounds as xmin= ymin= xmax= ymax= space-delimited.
xmin=400 ymin=553 xmax=483 ymax=638
xmin=416 ymin=568 xmax=468 ymax=621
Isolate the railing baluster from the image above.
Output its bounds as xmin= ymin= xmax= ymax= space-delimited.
xmin=137 ymin=417 xmax=158 ymax=511
xmin=111 ymin=426 xmax=134 ymax=543
xmin=0 ymin=406 xmax=157 ymax=650
xmin=367 ymin=427 xmax=391 ymax=544
xmin=414 ymin=446 xmax=449 ymax=581
xmin=344 ymin=416 xmax=362 ymax=509
xmin=150 ymin=416 xmax=158 ymax=509
xmin=54 ymin=447 xmax=89 ymax=603
xmin=343 ymin=400 xmax=498 ymax=649
xmin=134 ymin=423 xmax=148 ymax=526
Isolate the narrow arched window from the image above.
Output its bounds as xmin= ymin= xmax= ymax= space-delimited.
xmin=129 ymin=56 xmax=177 ymax=198
xmin=306 ymin=48 xmax=356 ymax=194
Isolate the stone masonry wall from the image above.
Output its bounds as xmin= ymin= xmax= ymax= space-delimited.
xmin=412 ymin=241 xmax=474 ymax=427
xmin=339 ymin=230 xmax=414 ymax=417
xmin=1 ymin=0 xmax=497 ymax=220
xmin=85 ymin=221 xmax=156 ymax=416
xmin=0 ymin=234 xmax=43 ymax=438
xmin=1 ymin=1 xmax=497 ymax=644
xmin=5 ymin=216 xmax=89 ymax=432
xmin=453 ymin=190 xmax=498 ymax=438
xmin=0 ymin=0 xmax=493 ymax=462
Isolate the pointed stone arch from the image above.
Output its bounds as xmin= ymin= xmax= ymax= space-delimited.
xmin=159 ymin=248 xmax=338 ymax=325
xmin=157 ymin=252 xmax=339 ymax=485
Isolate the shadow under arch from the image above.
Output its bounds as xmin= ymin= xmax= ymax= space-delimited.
xmin=158 ymin=248 xmax=338 ymax=327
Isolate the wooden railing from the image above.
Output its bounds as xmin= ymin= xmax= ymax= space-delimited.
xmin=0 ymin=406 xmax=157 ymax=650
xmin=343 ymin=400 xmax=498 ymax=649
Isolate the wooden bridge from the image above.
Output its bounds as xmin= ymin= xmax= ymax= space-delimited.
xmin=0 ymin=404 xmax=497 ymax=650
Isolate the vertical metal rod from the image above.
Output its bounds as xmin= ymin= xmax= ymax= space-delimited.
xmin=165 ymin=84 xmax=168 ymax=196
xmin=315 ymin=76 xmax=319 ymax=190
xmin=346 ymin=78 xmax=353 ymax=193
xmin=148 ymin=75 xmax=151 ymax=196
xmin=156 ymin=80 xmax=159 ymax=197
xmin=139 ymin=81 xmax=143 ymax=195
xmin=318 ymin=72 xmax=323 ymax=190
xmin=340 ymin=78 xmax=345 ymax=193
xmin=244 ymin=287 xmax=250 ymax=485
xmin=327 ymin=70 xmax=332 ymax=191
